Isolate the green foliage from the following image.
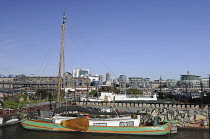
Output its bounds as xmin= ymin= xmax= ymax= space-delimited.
xmin=17 ymin=93 xmax=25 ymax=98
xmin=35 ymin=89 xmax=48 ymax=100
xmin=17 ymin=102 xmax=26 ymax=108
xmin=60 ymin=90 xmax=65 ymax=102
xmin=128 ymin=88 xmax=139 ymax=94
xmin=126 ymin=83 xmax=129 ymax=88
xmin=113 ymin=87 xmax=118 ymax=94
xmin=4 ymin=98 xmax=26 ymax=109
xmin=99 ymin=86 xmax=114 ymax=92
xmin=89 ymin=90 xmax=98 ymax=97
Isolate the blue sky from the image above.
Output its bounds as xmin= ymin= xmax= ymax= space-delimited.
xmin=0 ymin=0 xmax=210 ymax=80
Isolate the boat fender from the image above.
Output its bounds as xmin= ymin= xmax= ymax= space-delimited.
xmin=153 ymin=116 xmax=159 ymax=126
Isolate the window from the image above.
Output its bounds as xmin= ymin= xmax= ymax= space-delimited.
xmin=93 ymin=123 xmax=107 ymax=126
xmin=119 ymin=121 xmax=134 ymax=126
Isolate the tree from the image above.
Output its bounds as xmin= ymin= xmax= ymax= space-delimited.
xmin=3 ymin=98 xmax=25 ymax=109
xmin=113 ymin=87 xmax=118 ymax=94
xmin=35 ymin=89 xmax=48 ymax=100
xmin=128 ymin=88 xmax=139 ymax=94
xmin=89 ymin=90 xmax=98 ymax=97
xmin=15 ymin=93 xmax=27 ymax=101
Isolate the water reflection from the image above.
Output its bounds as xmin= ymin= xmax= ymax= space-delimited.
xmin=0 ymin=124 xmax=209 ymax=139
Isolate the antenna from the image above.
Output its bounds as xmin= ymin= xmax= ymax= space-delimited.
xmin=63 ymin=9 xmax=67 ymax=25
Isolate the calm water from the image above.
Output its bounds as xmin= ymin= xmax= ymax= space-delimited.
xmin=0 ymin=124 xmax=210 ymax=139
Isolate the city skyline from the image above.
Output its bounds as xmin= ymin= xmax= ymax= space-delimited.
xmin=0 ymin=0 xmax=210 ymax=80
xmin=0 ymin=69 xmax=209 ymax=83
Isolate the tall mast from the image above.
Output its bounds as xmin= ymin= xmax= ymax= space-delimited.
xmin=56 ymin=11 xmax=67 ymax=102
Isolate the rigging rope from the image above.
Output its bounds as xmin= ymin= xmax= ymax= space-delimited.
xmin=37 ymin=28 xmax=61 ymax=76
xmin=65 ymin=24 xmax=92 ymax=71
xmin=67 ymin=20 xmax=118 ymax=79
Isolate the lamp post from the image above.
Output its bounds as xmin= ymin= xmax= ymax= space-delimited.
xmin=185 ymin=83 xmax=187 ymax=104
xmin=208 ymin=107 xmax=210 ymax=132
xmin=185 ymin=82 xmax=189 ymax=104
xmin=208 ymin=75 xmax=210 ymax=88
xmin=85 ymin=82 xmax=89 ymax=102
xmin=159 ymin=76 xmax=162 ymax=99
xmin=200 ymin=82 xmax=203 ymax=107
xmin=73 ymin=80 xmax=78 ymax=105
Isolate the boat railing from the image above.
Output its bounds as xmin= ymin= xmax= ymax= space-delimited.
xmin=0 ymin=107 xmax=18 ymax=115
xmin=126 ymin=94 xmax=153 ymax=98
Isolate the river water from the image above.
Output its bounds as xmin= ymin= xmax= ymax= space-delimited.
xmin=0 ymin=123 xmax=210 ymax=139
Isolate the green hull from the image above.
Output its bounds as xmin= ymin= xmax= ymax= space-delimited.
xmin=21 ymin=119 xmax=171 ymax=135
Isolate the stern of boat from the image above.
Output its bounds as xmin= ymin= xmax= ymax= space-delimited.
xmin=166 ymin=121 xmax=177 ymax=134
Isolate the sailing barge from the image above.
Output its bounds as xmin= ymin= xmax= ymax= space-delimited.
xmin=20 ymin=11 xmax=177 ymax=136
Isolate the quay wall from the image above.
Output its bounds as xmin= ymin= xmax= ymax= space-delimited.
xmin=76 ymin=101 xmax=210 ymax=129
xmin=76 ymin=101 xmax=210 ymax=109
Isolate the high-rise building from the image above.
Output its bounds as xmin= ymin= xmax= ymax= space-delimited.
xmin=144 ymin=78 xmax=152 ymax=88
xmin=129 ymin=77 xmax=144 ymax=89
xmin=118 ymin=75 xmax=127 ymax=93
xmin=166 ymin=79 xmax=177 ymax=89
xmin=105 ymin=72 xmax=112 ymax=85
xmin=72 ymin=68 xmax=89 ymax=78
xmin=200 ymin=78 xmax=209 ymax=89
xmin=106 ymin=72 xmax=111 ymax=82
xmin=99 ymin=75 xmax=103 ymax=83
xmin=118 ymin=75 xmax=127 ymax=89
xmin=180 ymin=71 xmax=201 ymax=88
xmin=87 ymin=74 xmax=99 ymax=82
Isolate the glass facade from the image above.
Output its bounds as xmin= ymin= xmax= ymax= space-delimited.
xmin=180 ymin=75 xmax=201 ymax=88
xmin=118 ymin=75 xmax=127 ymax=88
xmin=79 ymin=70 xmax=88 ymax=77
xmin=129 ymin=77 xmax=144 ymax=89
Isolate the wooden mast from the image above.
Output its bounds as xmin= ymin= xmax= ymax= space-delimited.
xmin=56 ymin=11 xmax=67 ymax=103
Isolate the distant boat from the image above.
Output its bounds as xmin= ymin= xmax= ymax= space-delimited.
xmin=20 ymin=11 xmax=177 ymax=136
xmin=0 ymin=108 xmax=19 ymax=126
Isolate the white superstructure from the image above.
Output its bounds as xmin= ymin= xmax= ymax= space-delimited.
xmin=81 ymin=92 xmax=157 ymax=102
